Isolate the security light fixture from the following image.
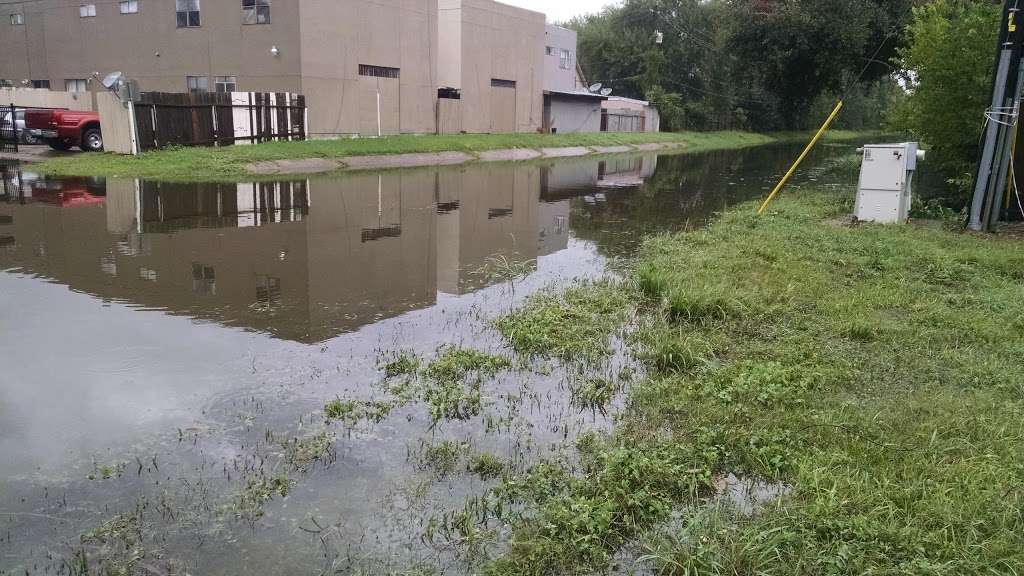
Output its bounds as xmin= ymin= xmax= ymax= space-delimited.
xmin=270 ymin=45 xmax=280 ymax=57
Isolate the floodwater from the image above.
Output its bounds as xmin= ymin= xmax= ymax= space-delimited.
xmin=0 ymin=142 xmax=868 ymax=575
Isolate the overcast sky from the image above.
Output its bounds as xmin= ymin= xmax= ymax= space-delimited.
xmin=501 ymin=0 xmax=620 ymax=23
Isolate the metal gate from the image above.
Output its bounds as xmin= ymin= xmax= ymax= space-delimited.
xmin=0 ymin=104 xmax=17 ymax=154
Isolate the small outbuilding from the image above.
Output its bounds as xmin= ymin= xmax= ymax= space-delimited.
xmin=543 ymin=90 xmax=607 ymax=134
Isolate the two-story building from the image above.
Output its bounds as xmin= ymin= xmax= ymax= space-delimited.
xmin=0 ymin=0 xmax=548 ymax=137
xmin=541 ymin=24 xmax=606 ymax=133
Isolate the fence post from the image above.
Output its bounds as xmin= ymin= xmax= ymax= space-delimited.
xmin=127 ymin=100 xmax=140 ymax=155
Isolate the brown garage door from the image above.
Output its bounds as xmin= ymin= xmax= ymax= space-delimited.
xmin=490 ymin=79 xmax=517 ymax=134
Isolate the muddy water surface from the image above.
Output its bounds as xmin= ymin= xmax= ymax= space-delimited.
xmin=0 ymin=143 xmax=872 ymax=574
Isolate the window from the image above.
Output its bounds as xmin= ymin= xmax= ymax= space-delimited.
xmin=359 ymin=64 xmax=400 ymax=79
xmin=255 ymin=275 xmax=281 ymax=308
xmin=79 ymin=3 xmax=96 ymax=18
xmin=119 ymin=0 xmax=138 ymax=14
xmin=560 ymin=49 xmax=572 ymax=70
xmin=10 ymin=13 xmax=24 ymax=25
xmin=214 ymin=76 xmax=236 ymax=93
xmin=491 ymin=78 xmax=516 ymax=88
xmin=242 ymin=0 xmax=269 ymax=24
xmin=65 ymin=79 xmax=88 ymax=92
xmin=545 ymin=46 xmax=556 ymax=56
xmin=438 ymin=87 xmax=460 ymax=100
xmin=191 ymin=262 xmax=216 ymax=294
xmin=31 ymin=80 xmax=50 ymax=89
xmin=176 ymin=0 xmax=200 ymax=27
xmin=186 ymin=75 xmax=208 ymax=93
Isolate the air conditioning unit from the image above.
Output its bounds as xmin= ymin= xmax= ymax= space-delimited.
xmin=855 ymin=142 xmax=925 ymax=224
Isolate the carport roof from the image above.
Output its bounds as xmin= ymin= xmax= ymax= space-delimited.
xmin=544 ymin=89 xmax=608 ymax=100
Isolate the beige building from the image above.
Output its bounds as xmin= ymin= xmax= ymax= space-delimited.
xmin=0 ymin=0 xmax=547 ymax=137
xmin=437 ymin=0 xmax=545 ymax=133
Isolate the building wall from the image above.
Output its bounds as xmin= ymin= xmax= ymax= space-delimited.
xmin=2 ymin=0 xmax=545 ymax=138
xmin=451 ymin=0 xmax=544 ymax=133
xmin=547 ymin=96 xmax=602 ymax=134
xmin=543 ymin=25 xmax=578 ymax=93
xmin=299 ymin=0 xmax=437 ymax=137
xmin=0 ymin=0 xmax=302 ymax=95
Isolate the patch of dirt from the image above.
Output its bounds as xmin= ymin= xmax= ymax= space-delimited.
xmin=996 ymin=222 xmax=1024 ymax=239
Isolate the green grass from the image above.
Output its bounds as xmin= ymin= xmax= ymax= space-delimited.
xmin=495 ymin=280 xmax=633 ymax=365
xmin=27 ymin=130 xmax=871 ymax=182
xmin=482 ymin=184 xmax=1024 ymax=574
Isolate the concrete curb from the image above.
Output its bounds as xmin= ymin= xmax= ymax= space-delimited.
xmin=241 ymin=142 xmax=685 ymax=175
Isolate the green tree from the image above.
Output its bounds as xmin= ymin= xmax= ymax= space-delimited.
xmin=892 ymin=0 xmax=1001 ymax=198
xmin=571 ymin=0 xmax=914 ymax=132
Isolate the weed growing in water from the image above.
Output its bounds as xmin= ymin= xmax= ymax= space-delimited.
xmin=421 ymin=347 xmax=512 ymax=424
xmin=283 ymin=431 xmax=336 ymax=472
xmin=570 ymin=377 xmax=619 ymax=414
xmin=417 ymin=440 xmax=468 ymax=479
xmin=382 ymin=351 xmax=421 ymax=379
xmin=467 ymin=453 xmax=505 ymax=480
xmin=473 ymin=254 xmax=537 ymax=308
xmin=495 ymin=281 xmax=632 ymax=364
xmin=227 ymin=475 xmax=293 ymax=523
xmin=87 ymin=460 xmax=128 ymax=481
xmin=324 ymin=398 xmax=394 ymax=426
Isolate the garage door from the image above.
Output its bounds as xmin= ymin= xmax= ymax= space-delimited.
xmin=490 ymin=79 xmax=517 ymax=134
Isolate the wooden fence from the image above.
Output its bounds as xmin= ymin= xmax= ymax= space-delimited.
xmin=132 ymin=92 xmax=306 ymax=152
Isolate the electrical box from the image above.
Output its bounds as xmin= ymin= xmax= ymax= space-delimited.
xmin=855 ymin=142 xmax=924 ymax=224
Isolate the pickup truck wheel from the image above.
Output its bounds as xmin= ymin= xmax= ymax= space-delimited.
xmin=81 ymin=128 xmax=103 ymax=152
xmin=46 ymin=139 xmax=73 ymax=151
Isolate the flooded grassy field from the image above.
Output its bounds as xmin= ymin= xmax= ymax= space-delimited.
xmin=0 ymin=142 xmax=875 ymax=575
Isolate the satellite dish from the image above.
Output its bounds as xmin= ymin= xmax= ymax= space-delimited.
xmin=600 ymin=88 xmax=613 ymax=96
xmin=588 ymin=83 xmax=603 ymax=94
xmin=101 ymin=71 xmax=123 ymax=90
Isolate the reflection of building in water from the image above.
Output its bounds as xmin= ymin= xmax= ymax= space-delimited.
xmin=436 ymin=164 xmax=541 ymax=294
xmin=2 ymin=158 xmax=656 ymax=342
xmin=597 ymin=156 xmax=658 ymax=188
xmin=0 ymin=157 xmax=659 ymax=342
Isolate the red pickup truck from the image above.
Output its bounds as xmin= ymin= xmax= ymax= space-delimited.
xmin=25 ymin=109 xmax=103 ymax=152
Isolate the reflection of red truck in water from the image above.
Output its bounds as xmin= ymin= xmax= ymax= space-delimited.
xmin=24 ymin=109 xmax=103 ymax=152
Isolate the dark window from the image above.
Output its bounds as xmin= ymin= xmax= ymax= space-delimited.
xmin=176 ymin=0 xmax=200 ymax=27
xmin=545 ymin=46 xmax=556 ymax=56
xmin=438 ymin=87 xmax=461 ymax=100
xmin=491 ymin=79 xmax=516 ymax=88
xmin=359 ymin=65 xmax=400 ymax=79
xmin=31 ymin=80 xmax=50 ymax=89
xmin=187 ymin=75 xmax=208 ymax=93
xmin=242 ymin=0 xmax=269 ymax=24
xmin=10 ymin=13 xmax=24 ymax=25
xmin=214 ymin=76 xmax=236 ymax=93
